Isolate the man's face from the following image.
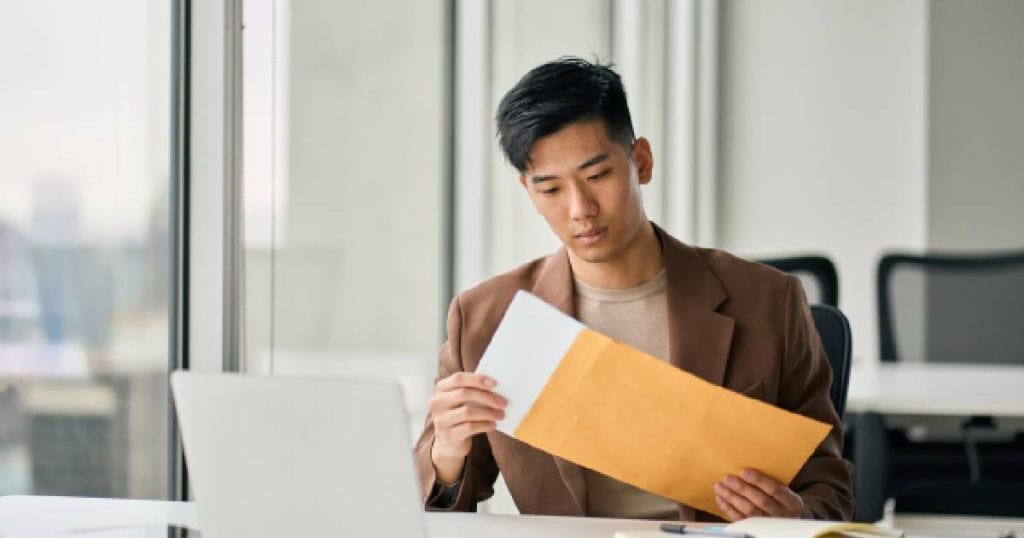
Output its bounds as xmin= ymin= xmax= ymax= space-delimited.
xmin=519 ymin=119 xmax=653 ymax=265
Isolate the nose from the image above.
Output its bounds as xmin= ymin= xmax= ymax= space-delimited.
xmin=568 ymin=182 xmax=599 ymax=221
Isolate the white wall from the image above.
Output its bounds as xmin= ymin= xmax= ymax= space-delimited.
xmin=486 ymin=0 xmax=613 ymax=278
xmin=717 ymin=0 xmax=929 ymax=361
xmin=927 ymin=0 xmax=1024 ymax=250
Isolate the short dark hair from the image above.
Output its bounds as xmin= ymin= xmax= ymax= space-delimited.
xmin=495 ymin=57 xmax=636 ymax=173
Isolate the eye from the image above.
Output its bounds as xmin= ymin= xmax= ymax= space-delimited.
xmin=540 ymin=187 xmax=559 ymax=195
xmin=588 ymin=168 xmax=612 ymax=181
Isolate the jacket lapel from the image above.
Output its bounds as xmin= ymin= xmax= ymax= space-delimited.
xmin=529 ymin=247 xmax=588 ymax=515
xmin=529 ymin=246 xmax=574 ymax=317
xmin=656 ymin=224 xmax=734 ymax=387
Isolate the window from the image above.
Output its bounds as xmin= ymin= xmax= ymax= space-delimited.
xmin=0 ymin=0 xmax=172 ymax=498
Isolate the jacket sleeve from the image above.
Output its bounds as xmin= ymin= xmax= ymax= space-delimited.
xmin=778 ymin=276 xmax=855 ymax=520
xmin=413 ymin=295 xmax=501 ymax=512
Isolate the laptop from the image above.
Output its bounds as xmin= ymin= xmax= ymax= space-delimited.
xmin=170 ymin=371 xmax=428 ymax=538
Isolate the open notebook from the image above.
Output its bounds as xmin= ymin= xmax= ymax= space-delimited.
xmin=614 ymin=518 xmax=904 ymax=538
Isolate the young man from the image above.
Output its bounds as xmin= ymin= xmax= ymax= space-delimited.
xmin=414 ymin=58 xmax=853 ymax=521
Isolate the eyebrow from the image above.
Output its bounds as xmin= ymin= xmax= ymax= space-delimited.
xmin=529 ymin=153 xmax=610 ymax=184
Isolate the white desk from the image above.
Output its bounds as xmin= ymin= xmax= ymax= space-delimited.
xmin=427 ymin=512 xmax=670 ymax=538
xmin=891 ymin=513 xmax=1024 ymax=538
xmin=0 ymin=496 xmax=197 ymax=536
xmin=0 ymin=496 xmax=666 ymax=538
xmin=846 ymin=362 xmax=1024 ymax=417
xmin=3 ymin=496 xmax=1024 ymax=538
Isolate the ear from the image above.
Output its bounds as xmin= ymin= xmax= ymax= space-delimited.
xmin=519 ymin=174 xmax=528 ymax=190
xmin=632 ymin=137 xmax=653 ymax=185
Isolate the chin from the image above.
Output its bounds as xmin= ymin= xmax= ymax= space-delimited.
xmin=570 ymin=245 xmax=617 ymax=264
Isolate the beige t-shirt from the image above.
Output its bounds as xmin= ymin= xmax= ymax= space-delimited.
xmin=573 ymin=268 xmax=680 ymax=520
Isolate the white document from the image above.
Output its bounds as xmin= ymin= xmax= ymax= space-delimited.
xmin=0 ymin=496 xmax=198 ymax=536
xmin=474 ymin=290 xmax=584 ymax=434
xmin=615 ymin=519 xmax=904 ymax=538
xmin=723 ymin=517 xmax=905 ymax=538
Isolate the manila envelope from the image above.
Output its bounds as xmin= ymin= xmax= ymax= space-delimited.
xmin=475 ymin=291 xmax=831 ymax=518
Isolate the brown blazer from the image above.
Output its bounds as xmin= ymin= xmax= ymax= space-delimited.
xmin=414 ymin=224 xmax=854 ymax=521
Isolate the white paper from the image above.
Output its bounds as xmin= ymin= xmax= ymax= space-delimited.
xmin=725 ymin=517 xmax=904 ymax=538
xmin=0 ymin=496 xmax=198 ymax=536
xmin=474 ymin=290 xmax=584 ymax=434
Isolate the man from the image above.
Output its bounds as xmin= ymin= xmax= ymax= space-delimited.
xmin=414 ymin=58 xmax=853 ymax=521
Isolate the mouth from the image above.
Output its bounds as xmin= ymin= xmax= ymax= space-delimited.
xmin=575 ymin=226 xmax=608 ymax=245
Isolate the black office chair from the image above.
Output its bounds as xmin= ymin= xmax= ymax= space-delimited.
xmin=759 ymin=256 xmax=839 ymax=308
xmin=853 ymin=250 xmax=1024 ymax=520
xmin=878 ymin=251 xmax=1024 ymax=365
xmin=810 ymin=304 xmax=852 ymax=420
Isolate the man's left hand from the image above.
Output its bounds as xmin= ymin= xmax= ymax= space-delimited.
xmin=713 ymin=468 xmax=804 ymax=521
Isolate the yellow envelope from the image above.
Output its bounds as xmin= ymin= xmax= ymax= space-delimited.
xmin=477 ymin=291 xmax=831 ymax=518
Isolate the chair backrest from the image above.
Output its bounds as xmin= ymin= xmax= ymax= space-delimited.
xmin=810 ymin=304 xmax=853 ymax=419
xmin=877 ymin=251 xmax=1024 ymax=364
xmin=759 ymin=256 xmax=839 ymax=307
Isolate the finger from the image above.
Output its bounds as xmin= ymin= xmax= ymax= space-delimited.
xmin=714 ymin=480 xmax=767 ymax=518
xmin=715 ymin=493 xmax=746 ymax=522
xmin=430 ymin=386 xmax=507 ymax=413
xmin=721 ymin=474 xmax=787 ymax=515
xmin=434 ymin=406 xmax=506 ymax=430
xmin=449 ymin=420 xmax=497 ymax=441
xmin=738 ymin=469 xmax=783 ymax=498
xmin=739 ymin=469 xmax=803 ymax=515
xmin=436 ymin=372 xmax=498 ymax=392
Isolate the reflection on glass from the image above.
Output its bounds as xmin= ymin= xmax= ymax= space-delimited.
xmin=241 ymin=0 xmax=444 ymax=431
xmin=0 ymin=0 xmax=171 ymax=498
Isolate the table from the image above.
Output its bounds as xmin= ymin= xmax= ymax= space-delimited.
xmin=844 ymin=362 xmax=1024 ymax=522
xmin=846 ymin=362 xmax=1024 ymax=417
xmin=891 ymin=513 xmax=1024 ymax=538
xmin=5 ymin=495 xmax=1024 ymax=538
xmin=0 ymin=496 xmax=197 ymax=536
xmin=427 ymin=512 xmax=671 ymax=538
xmin=0 ymin=496 xmax=667 ymax=538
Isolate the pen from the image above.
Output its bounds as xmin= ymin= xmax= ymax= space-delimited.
xmin=660 ymin=523 xmax=753 ymax=538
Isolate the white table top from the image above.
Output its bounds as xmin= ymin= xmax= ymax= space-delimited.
xmin=0 ymin=496 xmax=667 ymax=538
xmin=428 ymin=512 xmax=670 ymax=538
xmin=4 ymin=496 xmax=1024 ymax=538
xmin=891 ymin=513 xmax=1024 ymax=537
xmin=846 ymin=362 xmax=1024 ymax=417
xmin=0 ymin=496 xmax=198 ymax=536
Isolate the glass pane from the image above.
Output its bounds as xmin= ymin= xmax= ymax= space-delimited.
xmin=0 ymin=1 xmax=171 ymax=498
xmin=241 ymin=0 xmax=444 ymax=430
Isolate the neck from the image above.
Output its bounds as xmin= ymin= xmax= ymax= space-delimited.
xmin=568 ymin=222 xmax=663 ymax=289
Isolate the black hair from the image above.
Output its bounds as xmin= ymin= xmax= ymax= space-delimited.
xmin=495 ymin=57 xmax=636 ymax=173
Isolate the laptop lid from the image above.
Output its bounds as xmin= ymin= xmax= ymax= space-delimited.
xmin=170 ymin=371 xmax=427 ymax=538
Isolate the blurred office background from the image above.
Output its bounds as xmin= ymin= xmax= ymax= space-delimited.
xmin=1 ymin=0 xmax=1022 ymax=516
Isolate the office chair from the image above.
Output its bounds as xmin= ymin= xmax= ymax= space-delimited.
xmin=878 ymin=251 xmax=1024 ymax=365
xmin=759 ymin=256 xmax=839 ymax=308
xmin=854 ymin=250 xmax=1024 ymax=520
xmin=810 ymin=304 xmax=852 ymax=419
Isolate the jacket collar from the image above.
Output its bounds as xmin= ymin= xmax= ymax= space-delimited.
xmin=527 ymin=222 xmax=735 ymax=515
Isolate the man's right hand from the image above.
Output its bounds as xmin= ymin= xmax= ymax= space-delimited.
xmin=428 ymin=372 xmax=507 ymax=485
